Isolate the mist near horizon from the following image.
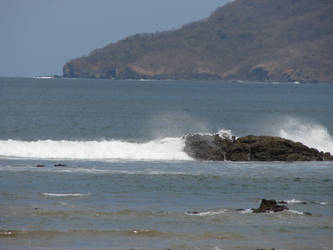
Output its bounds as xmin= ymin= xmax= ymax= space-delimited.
xmin=0 ymin=0 xmax=231 ymax=77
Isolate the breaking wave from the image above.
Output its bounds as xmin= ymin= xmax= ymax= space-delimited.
xmin=0 ymin=120 xmax=332 ymax=161
xmin=0 ymin=137 xmax=192 ymax=161
xmin=272 ymin=117 xmax=333 ymax=154
xmin=42 ymin=193 xmax=90 ymax=197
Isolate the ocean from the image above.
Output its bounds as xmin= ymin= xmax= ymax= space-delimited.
xmin=0 ymin=77 xmax=332 ymax=249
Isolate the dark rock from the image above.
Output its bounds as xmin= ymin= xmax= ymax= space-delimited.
xmin=54 ymin=163 xmax=67 ymax=167
xmin=35 ymin=164 xmax=45 ymax=168
xmin=252 ymin=199 xmax=289 ymax=213
xmin=184 ymin=134 xmax=333 ymax=161
xmin=183 ymin=134 xmax=232 ymax=161
xmin=235 ymin=208 xmax=245 ymax=211
xmin=186 ymin=211 xmax=200 ymax=215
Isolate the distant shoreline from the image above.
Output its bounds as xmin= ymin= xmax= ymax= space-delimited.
xmin=1 ymin=76 xmax=332 ymax=85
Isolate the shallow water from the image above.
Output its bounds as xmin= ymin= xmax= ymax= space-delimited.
xmin=0 ymin=78 xmax=333 ymax=249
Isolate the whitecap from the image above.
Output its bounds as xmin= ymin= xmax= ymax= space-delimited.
xmin=239 ymin=208 xmax=253 ymax=214
xmin=0 ymin=137 xmax=192 ymax=161
xmin=275 ymin=117 xmax=333 ymax=154
xmin=287 ymin=210 xmax=305 ymax=215
xmin=41 ymin=193 xmax=90 ymax=197
xmin=186 ymin=209 xmax=228 ymax=216
xmin=283 ymin=199 xmax=306 ymax=204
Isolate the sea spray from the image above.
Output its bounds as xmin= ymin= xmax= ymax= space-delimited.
xmin=276 ymin=117 xmax=333 ymax=154
xmin=0 ymin=137 xmax=192 ymax=161
xmin=149 ymin=112 xmax=210 ymax=139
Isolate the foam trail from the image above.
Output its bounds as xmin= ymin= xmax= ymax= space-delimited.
xmin=186 ymin=209 xmax=228 ymax=216
xmin=0 ymin=138 xmax=192 ymax=161
xmin=283 ymin=199 xmax=306 ymax=204
xmin=288 ymin=210 xmax=305 ymax=215
xmin=276 ymin=118 xmax=333 ymax=154
xmin=42 ymin=193 xmax=89 ymax=197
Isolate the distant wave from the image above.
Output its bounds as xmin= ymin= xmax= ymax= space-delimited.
xmin=0 ymin=137 xmax=192 ymax=161
xmin=282 ymin=199 xmax=306 ymax=204
xmin=33 ymin=76 xmax=54 ymax=79
xmin=279 ymin=199 xmax=330 ymax=205
xmin=42 ymin=193 xmax=89 ymax=197
xmin=0 ymin=121 xmax=331 ymax=161
xmin=287 ymin=210 xmax=307 ymax=215
xmin=185 ymin=209 xmax=228 ymax=216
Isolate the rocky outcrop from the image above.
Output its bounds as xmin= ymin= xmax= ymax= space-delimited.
xmin=184 ymin=134 xmax=333 ymax=161
xmin=252 ymin=199 xmax=288 ymax=213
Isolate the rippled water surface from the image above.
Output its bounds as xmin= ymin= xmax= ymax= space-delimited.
xmin=0 ymin=78 xmax=333 ymax=249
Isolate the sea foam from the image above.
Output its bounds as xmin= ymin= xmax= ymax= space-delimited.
xmin=42 ymin=193 xmax=89 ymax=197
xmin=0 ymin=137 xmax=192 ymax=161
xmin=275 ymin=118 xmax=333 ymax=154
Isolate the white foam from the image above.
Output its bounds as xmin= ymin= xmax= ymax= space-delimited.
xmin=284 ymin=199 xmax=305 ymax=204
xmin=193 ymin=128 xmax=235 ymax=140
xmin=275 ymin=117 xmax=333 ymax=154
xmin=0 ymin=137 xmax=192 ymax=161
xmin=186 ymin=209 xmax=227 ymax=216
xmin=287 ymin=210 xmax=304 ymax=215
xmin=239 ymin=208 xmax=253 ymax=214
xmin=42 ymin=193 xmax=89 ymax=197
xmin=33 ymin=76 xmax=54 ymax=79
xmin=217 ymin=128 xmax=234 ymax=140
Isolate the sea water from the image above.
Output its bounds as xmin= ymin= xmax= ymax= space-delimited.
xmin=0 ymin=78 xmax=332 ymax=249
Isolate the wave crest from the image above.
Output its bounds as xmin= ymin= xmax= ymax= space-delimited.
xmin=277 ymin=118 xmax=333 ymax=154
xmin=0 ymin=137 xmax=192 ymax=161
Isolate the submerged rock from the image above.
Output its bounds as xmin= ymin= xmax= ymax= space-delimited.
xmin=184 ymin=134 xmax=333 ymax=161
xmin=252 ymin=199 xmax=289 ymax=213
xmin=54 ymin=163 xmax=67 ymax=167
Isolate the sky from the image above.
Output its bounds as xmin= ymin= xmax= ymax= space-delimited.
xmin=0 ymin=0 xmax=231 ymax=77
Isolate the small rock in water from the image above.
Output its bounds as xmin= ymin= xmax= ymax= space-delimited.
xmin=253 ymin=199 xmax=289 ymax=213
xmin=54 ymin=163 xmax=67 ymax=167
xmin=35 ymin=164 xmax=45 ymax=168
xmin=187 ymin=211 xmax=200 ymax=215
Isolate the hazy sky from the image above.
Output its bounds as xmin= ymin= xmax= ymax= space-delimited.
xmin=1 ymin=0 xmax=231 ymax=77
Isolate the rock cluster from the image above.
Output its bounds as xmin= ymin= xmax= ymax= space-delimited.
xmin=184 ymin=134 xmax=333 ymax=161
xmin=252 ymin=199 xmax=288 ymax=213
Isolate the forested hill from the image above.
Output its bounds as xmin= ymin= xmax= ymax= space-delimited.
xmin=63 ymin=0 xmax=333 ymax=82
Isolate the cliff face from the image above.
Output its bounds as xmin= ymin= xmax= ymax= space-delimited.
xmin=63 ymin=0 xmax=333 ymax=82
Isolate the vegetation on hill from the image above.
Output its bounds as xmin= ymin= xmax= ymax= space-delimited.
xmin=63 ymin=0 xmax=333 ymax=82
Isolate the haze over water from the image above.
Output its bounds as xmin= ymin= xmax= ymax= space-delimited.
xmin=0 ymin=77 xmax=333 ymax=249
